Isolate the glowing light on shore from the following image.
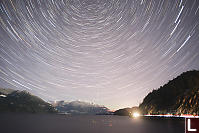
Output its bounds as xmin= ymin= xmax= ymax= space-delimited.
xmin=132 ymin=112 xmax=140 ymax=118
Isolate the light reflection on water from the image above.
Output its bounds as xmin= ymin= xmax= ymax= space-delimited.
xmin=0 ymin=114 xmax=185 ymax=133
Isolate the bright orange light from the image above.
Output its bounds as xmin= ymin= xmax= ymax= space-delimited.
xmin=132 ymin=112 xmax=140 ymax=118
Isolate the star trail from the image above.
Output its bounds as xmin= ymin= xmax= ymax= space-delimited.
xmin=0 ymin=0 xmax=199 ymax=110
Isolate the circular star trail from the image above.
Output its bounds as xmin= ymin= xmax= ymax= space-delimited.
xmin=0 ymin=0 xmax=199 ymax=109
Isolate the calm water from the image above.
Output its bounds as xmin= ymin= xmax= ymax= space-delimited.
xmin=0 ymin=114 xmax=185 ymax=133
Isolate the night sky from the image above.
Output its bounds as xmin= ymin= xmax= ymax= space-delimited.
xmin=0 ymin=0 xmax=199 ymax=110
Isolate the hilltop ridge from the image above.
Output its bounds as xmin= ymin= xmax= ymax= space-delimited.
xmin=139 ymin=70 xmax=199 ymax=115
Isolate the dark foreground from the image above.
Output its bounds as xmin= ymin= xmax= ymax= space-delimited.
xmin=0 ymin=113 xmax=185 ymax=133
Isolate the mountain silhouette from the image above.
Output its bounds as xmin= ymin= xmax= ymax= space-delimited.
xmin=0 ymin=88 xmax=56 ymax=113
xmin=139 ymin=70 xmax=199 ymax=115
